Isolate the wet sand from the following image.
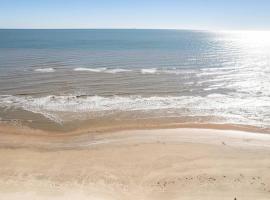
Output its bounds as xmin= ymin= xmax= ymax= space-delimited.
xmin=0 ymin=127 xmax=270 ymax=199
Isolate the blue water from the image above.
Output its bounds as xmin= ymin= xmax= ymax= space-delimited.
xmin=0 ymin=29 xmax=270 ymax=131
xmin=0 ymin=29 xmax=236 ymax=72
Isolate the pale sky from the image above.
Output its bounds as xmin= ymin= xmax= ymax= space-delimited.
xmin=0 ymin=0 xmax=270 ymax=30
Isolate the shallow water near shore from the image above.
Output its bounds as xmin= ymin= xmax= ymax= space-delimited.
xmin=0 ymin=29 xmax=270 ymax=132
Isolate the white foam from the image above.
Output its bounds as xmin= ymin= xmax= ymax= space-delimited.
xmin=73 ymin=67 xmax=107 ymax=72
xmin=34 ymin=68 xmax=55 ymax=73
xmin=140 ymin=68 xmax=197 ymax=75
xmin=0 ymin=94 xmax=269 ymax=128
xmin=105 ymin=68 xmax=132 ymax=74
xmin=73 ymin=67 xmax=198 ymax=75
xmin=74 ymin=68 xmax=131 ymax=74
xmin=141 ymin=68 xmax=158 ymax=74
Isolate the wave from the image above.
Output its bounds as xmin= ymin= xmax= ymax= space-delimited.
xmin=73 ymin=67 xmax=107 ymax=72
xmin=0 ymin=95 xmax=199 ymax=123
xmin=0 ymin=94 xmax=268 ymax=128
xmin=140 ymin=68 xmax=158 ymax=74
xmin=105 ymin=68 xmax=132 ymax=74
xmin=34 ymin=68 xmax=55 ymax=73
xmin=140 ymin=68 xmax=197 ymax=75
xmin=73 ymin=68 xmax=131 ymax=74
xmin=72 ymin=67 xmax=197 ymax=75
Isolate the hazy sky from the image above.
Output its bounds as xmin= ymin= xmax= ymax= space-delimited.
xmin=1 ymin=0 xmax=270 ymax=30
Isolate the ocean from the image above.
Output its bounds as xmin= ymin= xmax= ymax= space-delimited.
xmin=0 ymin=29 xmax=270 ymax=132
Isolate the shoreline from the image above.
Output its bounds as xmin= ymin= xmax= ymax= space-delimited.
xmin=1 ymin=120 xmax=269 ymax=136
xmin=0 ymin=128 xmax=270 ymax=199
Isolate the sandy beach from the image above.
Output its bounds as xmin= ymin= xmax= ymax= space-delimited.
xmin=0 ymin=127 xmax=270 ymax=200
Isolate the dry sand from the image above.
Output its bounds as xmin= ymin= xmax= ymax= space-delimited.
xmin=0 ymin=127 xmax=270 ymax=200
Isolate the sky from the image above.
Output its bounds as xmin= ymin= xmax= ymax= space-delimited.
xmin=0 ymin=0 xmax=270 ymax=30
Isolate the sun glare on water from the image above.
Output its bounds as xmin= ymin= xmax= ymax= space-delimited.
xmin=222 ymin=30 xmax=270 ymax=47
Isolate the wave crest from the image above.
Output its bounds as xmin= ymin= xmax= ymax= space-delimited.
xmin=73 ymin=68 xmax=131 ymax=74
xmin=0 ymin=94 xmax=268 ymax=128
xmin=141 ymin=68 xmax=158 ymax=74
xmin=34 ymin=68 xmax=55 ymax=73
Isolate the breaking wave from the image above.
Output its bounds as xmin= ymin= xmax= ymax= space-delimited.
xmin=0 ymin=94 xmax=269 ymax=128
xmin=73 ymin=68 xmax=131 ymax=73
xmin=73 ymin=67 xmax=196 ymax=75
xmin=140 ymin=68 xmax=158 ymax=74
xmin=34 ymin=68 xmax=55 ymax=73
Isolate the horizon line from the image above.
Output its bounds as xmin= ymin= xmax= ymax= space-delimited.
xmin=1 ymin=28 xmax=270 ymax=32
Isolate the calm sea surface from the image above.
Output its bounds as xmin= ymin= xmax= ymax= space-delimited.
xmin=0 ymin=29 xmax=270 ymax=131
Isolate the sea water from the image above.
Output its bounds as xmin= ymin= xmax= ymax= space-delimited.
xmin=0 ymin=29 xmax=270 ymax=131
